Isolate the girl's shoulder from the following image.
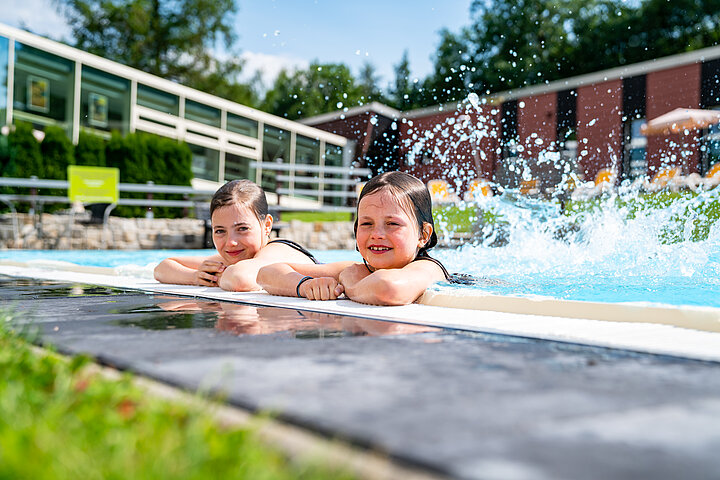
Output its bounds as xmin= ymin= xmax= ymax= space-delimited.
xmin=412 ymin=254 xmax=450 ymax=280
xmin=260 ymin=238 xmax=318 ymax=263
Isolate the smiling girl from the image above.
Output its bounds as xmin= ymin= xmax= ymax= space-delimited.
xmin=154 ymin=180 xmax=316 ymax=290
xmin=257 ymin=171 xmax=449 ymax=305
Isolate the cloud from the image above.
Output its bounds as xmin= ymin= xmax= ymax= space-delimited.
xmin=238 ymin=51 xmax=309 ymax=89
xmin=0 ymin=0 xmax=71 ymax=40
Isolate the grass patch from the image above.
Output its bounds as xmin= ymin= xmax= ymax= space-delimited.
xmin=433 ymin=204 xmax=506 ymax=234
xmin=279 ymin=211 xmax=352 ymax=222
xmin=0 ymin=312 xmax=353 ymax=480
xmin=563 ymin=190 xmax=720 ymax=242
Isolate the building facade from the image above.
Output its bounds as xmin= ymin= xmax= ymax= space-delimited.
xmin=0 ymin=23 xmax=353 ymax=206
xmin=305 ymin=44 xmax=720 ymax=195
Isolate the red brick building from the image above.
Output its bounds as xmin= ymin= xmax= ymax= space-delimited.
xmin=302 ymin=45 xmax=720 ymax=196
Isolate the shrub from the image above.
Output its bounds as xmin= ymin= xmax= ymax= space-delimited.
xmin=75 ymin=131 xmax=107 ymax=167
xmin=6 ymin=121 xmax=43 ymax=178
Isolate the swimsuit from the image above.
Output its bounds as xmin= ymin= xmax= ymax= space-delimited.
xmin=414 ymin=253 xmax=477 ymax=285
xmin=267 ymin=239 xmax=318 ymax=264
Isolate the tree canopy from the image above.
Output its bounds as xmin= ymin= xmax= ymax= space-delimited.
xmin=55 ymin=0 xmax=720 ymax=116
xmin=54 ymin=0 xmax=257 ymax=104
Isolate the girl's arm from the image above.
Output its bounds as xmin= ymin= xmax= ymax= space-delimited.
xmin=153 ymin=255 xmax=225 ymax=286
xmin=218 ymin=242 xmax=318 ymax=292
xmin=257 ymin=261 xmax=356 ymax=299
xmin=339 ymin=260 xmax=446 ymax=306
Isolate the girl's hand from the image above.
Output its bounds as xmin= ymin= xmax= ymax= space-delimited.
xmin=195 ymin=260 xmax=225 ymax=286
xmin=338 ymin=263 xmax=372 ymax=291
xmin=299 ymin=276 xmax=344 ymax=301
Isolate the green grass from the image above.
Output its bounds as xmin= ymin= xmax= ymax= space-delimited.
xmin=433 ymin=204 xmax=505 ymax=234
xmin=279 ymin=211 xmax=352 ymax=222
xmin=563 ymin=190 xmax=720 ymax=242
xmin=0 ymin=312 xmax=353 ymax=480
xmin=433 ymin=189 xmax=720 ymax=242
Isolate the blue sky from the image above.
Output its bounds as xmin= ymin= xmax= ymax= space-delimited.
xmin=1 ymin=0 xmax=473 ymax=90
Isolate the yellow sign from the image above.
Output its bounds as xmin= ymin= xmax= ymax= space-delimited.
xmin=68 ymin=165 xmax=119 ymax=203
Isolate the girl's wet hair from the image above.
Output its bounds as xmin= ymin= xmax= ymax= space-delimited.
xmin=354 ymin=171 xmax=438 ymax=256
xmin=210 ymin=179 xmax=269 ymax=222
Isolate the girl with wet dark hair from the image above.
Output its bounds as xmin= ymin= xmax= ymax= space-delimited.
xmin=154 ymin=179 xmax=316 ymax=290
xmin=258 ymin=171 xmax=449 ymax=305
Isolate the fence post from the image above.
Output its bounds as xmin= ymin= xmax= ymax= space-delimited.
xmin=145 ymin=181 xmax=154 ymax=219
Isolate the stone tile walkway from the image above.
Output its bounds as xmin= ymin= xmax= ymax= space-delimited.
xmin=5 ymin=277 xmax=720 ymax=480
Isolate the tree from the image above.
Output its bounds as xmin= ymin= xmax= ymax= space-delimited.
xmin=389 ymin=50 xmax=414 ymax=110
xmin=261 ymin=62 xmax=364 ymax=120
xmin=357 ymin=62 xmax=386 ymax=105
xmin=425 ymin=28 xmax=474 ymax=104
xmin=462 ymin=0 xmax=720 ymax=94
xmin=55 ymin=0 xmax=254 ymax=105
xmin=466 ymin=0 xmax=583 ymax=92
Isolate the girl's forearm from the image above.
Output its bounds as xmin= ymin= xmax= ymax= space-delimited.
xmin=257 ymin=264 xmax=305 ymax=296
xmin=154 ymin=259 xmax=196 ymax=285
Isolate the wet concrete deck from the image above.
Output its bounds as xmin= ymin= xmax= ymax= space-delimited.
xmin=4 ymin=276 xmax=720 ymax=480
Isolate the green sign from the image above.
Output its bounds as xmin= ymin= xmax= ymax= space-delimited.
xmin=68 ymin=165 xmax=119 ymax=203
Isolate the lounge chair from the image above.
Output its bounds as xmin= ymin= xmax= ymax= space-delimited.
xmin=519 ymin=179 xmax=539 ymax=195
xmin=427 ymin=179 xmax=458 ymax=204
xmin=463 ymin=178 xmax=493 ymax=202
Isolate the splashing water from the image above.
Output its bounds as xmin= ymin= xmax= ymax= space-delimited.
xmin=416 ymin=95 xmax=720 ymax=308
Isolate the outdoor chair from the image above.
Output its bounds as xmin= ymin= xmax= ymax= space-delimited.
xmin=463 ymin=178 xmax=493 ymax=202
xmin=427 ymin=179 xmax=458 ymax=204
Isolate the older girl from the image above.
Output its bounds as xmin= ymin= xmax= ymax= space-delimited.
xmin=257 ymin=171 xmax=449 ymax=305
xmin=154 ymin=179 xmax=316 ymax=290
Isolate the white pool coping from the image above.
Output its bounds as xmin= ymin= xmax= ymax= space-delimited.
xmin=3 ymin=262 xmax=720 ymax=363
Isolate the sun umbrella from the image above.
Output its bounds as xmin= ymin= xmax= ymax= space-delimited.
xmin=641 ymin=108 xmax=720 ymax=136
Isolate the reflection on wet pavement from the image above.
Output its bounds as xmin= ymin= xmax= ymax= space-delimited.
xmin=119 ymin=297 xmax=439 ymax=339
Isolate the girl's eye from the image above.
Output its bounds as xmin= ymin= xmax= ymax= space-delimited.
xmin=213 ymin=229 xmax=225 ymax=235
xmin=360 ymin=222 xmax=372 ymax=226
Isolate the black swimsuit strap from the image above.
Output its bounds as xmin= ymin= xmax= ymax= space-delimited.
xmin=268 ymin=239 xmax=318 ymax=264
xmin=412 ymin=254 xmax=450 ymax=280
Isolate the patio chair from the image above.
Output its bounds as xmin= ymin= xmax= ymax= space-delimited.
xmin=648 ymin=166 xmax=682 ymax=191
xmin=427 ymin=179 xmax=458 ymax=204
xmin=463 ymin=178 xmax=493 ymax=202
xmin=519 ymin=179 xmax=539 ymax=195
xmin=594 ymin=168 xmax=617 ymax=186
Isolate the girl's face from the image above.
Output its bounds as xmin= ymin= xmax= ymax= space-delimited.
xmin=211 ymin=203 xmax=271 ymax=265
xmin=356 ymin=189 xmax=430 ymax=270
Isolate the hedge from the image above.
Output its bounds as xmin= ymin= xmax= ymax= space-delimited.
xmin=1 ymin=122 xmax=193 ymax=218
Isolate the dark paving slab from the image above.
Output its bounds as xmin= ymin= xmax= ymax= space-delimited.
xmin=4 ymin=275 xmax=720 ymax=480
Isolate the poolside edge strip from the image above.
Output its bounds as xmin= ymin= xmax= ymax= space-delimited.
xmin=2 ymin=264 xmax=720 ymax=362
xmin=419 ymin=288 xmax=720 ymax=333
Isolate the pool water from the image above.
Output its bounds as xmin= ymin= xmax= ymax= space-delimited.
xmin=2 ymin=186 xmax=720 ymax=310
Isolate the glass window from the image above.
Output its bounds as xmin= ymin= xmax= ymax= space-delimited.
xmin=630 ymin=118 xmax=645 ymax=139
xmin=261 ymin=125 xmax=290 ymax=193
xmin=137 ymin=84 xmax=178 ymax=116
xmin=324 ymin=144 xmax=345 ymax=206
xmin=189 ymin=143 xmax=219 ymax=182
xmin=80 ymin=65 xmax=130 ymax=134
xmin=185 ymin=99 xmax=220 ymax=127
xmin=224 ymin=152 xmax=253 ymax=182
xmin=13 ymin=42 xmax=75 ymax=134
xmin=0 ymin=36 xmax=8 ymax=127
xmin=227 ymin=112 xmax=258 ymax=137
xmin=294 ymin=135 xmax=320 ymax=200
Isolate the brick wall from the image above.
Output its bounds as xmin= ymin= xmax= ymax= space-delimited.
xmin=576 ymin=79 xmax=623 ymax=182
xmin=646 ymin=64 xmax=701 ymax=174
xmin=518 ymin=92 xmax=557 ymax=160
xmin=399 ymin=105 xmax=501 ymax=193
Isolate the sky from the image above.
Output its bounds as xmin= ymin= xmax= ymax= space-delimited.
xmin=1 ymin=0 xmax=474 ymax=90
